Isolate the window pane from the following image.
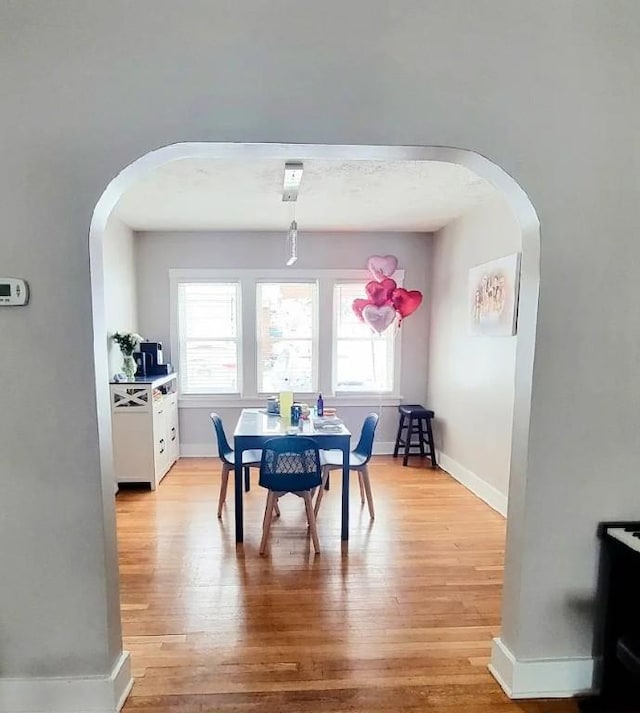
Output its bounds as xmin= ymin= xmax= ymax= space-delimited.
xmin=335 ymin=338 xmax=392 ymax=391
xmin=335 ymin=282 xmax=380 ymax=338
xmin=178 ymin=282 xmax=240 ymax=394
xmin=257 ymin=283 xmax=317 ymax=392
xmin=259 ymin=339 xmax=313 ymax=392
xmin=334 ymin=282 xmax=395 ymax=392
xmin=180 ymin=283 xmax=238 ymax=339
xmin=257 ymin=283 xmax=315 ymax=338
xmin=182 ymin=340 xmax=238 ymax=393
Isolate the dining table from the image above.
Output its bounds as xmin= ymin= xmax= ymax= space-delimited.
xmin=233 ymin=408 xmax=352 ymax=543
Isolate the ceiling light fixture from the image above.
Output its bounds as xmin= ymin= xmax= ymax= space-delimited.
xmin=286 ymin=218 xmax=298 ymax=266
xmin=282 ymin=162 xmax=304 ymax=202
xmin=282 ymin=162 xmax=303 ymax=266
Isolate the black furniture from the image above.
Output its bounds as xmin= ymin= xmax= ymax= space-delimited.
xmin=579 ymin=521 xmax=640 ymax=712
xmin=393 ymin=404 xmax=437 ymax=468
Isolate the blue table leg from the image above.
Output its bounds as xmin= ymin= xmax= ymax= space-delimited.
xmin=234 ymin=443 xmax=244 ymax=543
xmin=341 ymin=443 xmax=350 ymax=541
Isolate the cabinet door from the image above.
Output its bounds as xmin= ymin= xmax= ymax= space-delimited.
xmin=167 ymin=396 xmax=179 ymax=463
xmin=153 ymin=405 xmax=169 ymax=483
xmin=110 ymin=385 xmax=155 ymax=486
xmin=111 ymin=411 xmax=155 ymax=485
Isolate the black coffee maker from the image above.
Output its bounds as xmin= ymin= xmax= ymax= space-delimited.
xmin=135 ymin=341 xmax=171 ymax=376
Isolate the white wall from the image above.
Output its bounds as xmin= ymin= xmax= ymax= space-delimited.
xmin=428 ymin=194 xmax=521 ymax=514
xmin=1 ymin=0 xmax=640 ymax=702
xmin=103 ymin=215 xmax=138 ymax=377
xmin=135 ymin=230 xmax=432 ymax=450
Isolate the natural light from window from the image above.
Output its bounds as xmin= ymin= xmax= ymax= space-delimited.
xmin=334 ymin=283 xmax=395 ymax=393
xmin=256 ymin=282 xmax=317 ymax=393
xmin=177 ymin=282 xmax=240 ymax=394
xmin=173 ymin=270 xmax=400 ymax=399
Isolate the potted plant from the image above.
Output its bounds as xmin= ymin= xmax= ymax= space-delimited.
xmin=112 ymin=332 xmax=144 ymax=380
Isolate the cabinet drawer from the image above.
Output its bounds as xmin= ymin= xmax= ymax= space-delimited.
xmin=168 ymin=403 xmax=179 ymax=461
xmin=154 ymin=431 xmax=169 ymax=479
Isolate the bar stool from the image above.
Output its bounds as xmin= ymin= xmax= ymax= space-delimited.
xmin=393 ymin=404 xmax=437 ymax=468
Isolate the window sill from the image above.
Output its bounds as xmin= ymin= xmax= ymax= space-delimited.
xmin=178 ymin=394 xmax=403 ymax=409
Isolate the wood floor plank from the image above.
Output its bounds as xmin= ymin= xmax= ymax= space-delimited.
xmin=117 ymin=456 xmax=577 ymax=712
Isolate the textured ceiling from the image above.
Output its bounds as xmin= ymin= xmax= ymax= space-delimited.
xmin=113 ymin=158 xmax=498 ymax=232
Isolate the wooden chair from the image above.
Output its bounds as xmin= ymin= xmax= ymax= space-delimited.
xmin=258 ymin=436 xmax=323 ymax=555
xmin=314 ymin=412 xmax=379 ymax=520
xmin=209 ymin=413 xmax=269 ymax=518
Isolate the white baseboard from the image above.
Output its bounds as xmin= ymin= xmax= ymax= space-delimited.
xmin=181 ymin=441 xmax=396 ymax=458
xmin=372 ymin=441 xmax=394 ymax=455
xmin=437 ymin=452 xmax=508 ymax=517
xmin=180 ymin=442 xmax=218 ymax=457
xmin=0 ymin=651 xmax=133 ymax=713
xmin=489 ymin=637 xmax=596 ymax=699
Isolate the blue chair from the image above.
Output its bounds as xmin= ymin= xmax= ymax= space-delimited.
xmin=315 ymin=412 xmax=379 ymax=520
xmin=258 ymin=436 xmax=323 ymax=555
xmin=210 ymin=413 xmax=266 ymax=518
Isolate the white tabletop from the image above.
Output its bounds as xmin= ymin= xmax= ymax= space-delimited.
xmin=234 ymin=408 xmax=350 ymax=438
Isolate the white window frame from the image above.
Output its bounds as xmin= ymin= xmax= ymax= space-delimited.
xmin=332 ymin=279 xmax=402 ymax=395
xmin=170 ymin=268 xmax=404 ymax=407
xmin=173 ymin=278 xmax=243 ymax=396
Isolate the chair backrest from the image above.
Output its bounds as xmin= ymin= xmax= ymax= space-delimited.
xmin=352 ymin=412 xmax=380 ymax=464
xmin=259 ymin=436 xmax=322 ymax=492
xmin=209 ymin=412 xmax=233 ymax=464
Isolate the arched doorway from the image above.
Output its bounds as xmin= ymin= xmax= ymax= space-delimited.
xmin=90 ymin=142 xmax=540 ymax=696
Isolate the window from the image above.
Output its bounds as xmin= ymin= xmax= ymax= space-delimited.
xmin=177 ymin=282 xmax=240 ymax=394
xmin=256 ymin=282 xmax=318 ymax=393
xmin=172 ymin=269 xmax=402 ymax=401
xmin=333 ymin=282 xmax=396 ymax=393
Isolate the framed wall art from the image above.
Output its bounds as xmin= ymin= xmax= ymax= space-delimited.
xmin=468 ymin=253 xmax=521 ymax=336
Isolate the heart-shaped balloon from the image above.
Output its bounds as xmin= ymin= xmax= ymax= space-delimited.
xmin=367 ymin=255 xmax=398 ymax=282
xmin=362 ymin=303 xmax=397 ymax=334
xmin=391 ymin=288 xmax=423 ymax=319
xmin=365 ymin=278 xmax=397 ymax=307
xmin=352 ymin=298 xmax=371 ymax=322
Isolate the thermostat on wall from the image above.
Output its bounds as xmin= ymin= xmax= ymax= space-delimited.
xmin=0 ymin=278 xmax=29 ymax=306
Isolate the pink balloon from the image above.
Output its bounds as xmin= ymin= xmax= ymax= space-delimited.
xmin=365 ymin=278 xmax=397 ymax=307
xmin=391 ymin=288 xmax=423 ymax=319
xmin=352 ymin=298 xmax=371 ymax=322
xmin=367 ymin=255 xmax=398 ymax=282
xmin=362 ymin=303 xmax=397 ymax=334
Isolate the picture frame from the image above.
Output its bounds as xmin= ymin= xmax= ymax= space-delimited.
xmin=468 ymin=253 xmax=521 ymax=336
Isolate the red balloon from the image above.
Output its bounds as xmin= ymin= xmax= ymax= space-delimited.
xmin=391 ymin=288 xmax=423 ymax=318
xmin=365 ymin=278 xmax=397 ymax=307
xmin=352 ymin=298 xmax=371 ymax=322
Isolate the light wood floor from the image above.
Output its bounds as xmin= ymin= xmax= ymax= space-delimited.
xmin=117 ymin=456 xmax=576 ymax=713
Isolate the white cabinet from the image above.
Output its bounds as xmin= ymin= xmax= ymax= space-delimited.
xmin=110 ymin=374 xmax=179 ymax=490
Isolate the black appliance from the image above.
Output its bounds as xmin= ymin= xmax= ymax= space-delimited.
xmin=139 ymin=341 xmax=165 ymax=375
xmin=133 ymin=351 xmax=152 ymax=377
xmin=149 ymin=363 xmax=173 ymax=376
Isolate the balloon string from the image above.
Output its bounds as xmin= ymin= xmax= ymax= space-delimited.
xmin=372 ymin=330 xmax=382 ymax=420
xmin=373 ymin=316 xmax=402 ymax=421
